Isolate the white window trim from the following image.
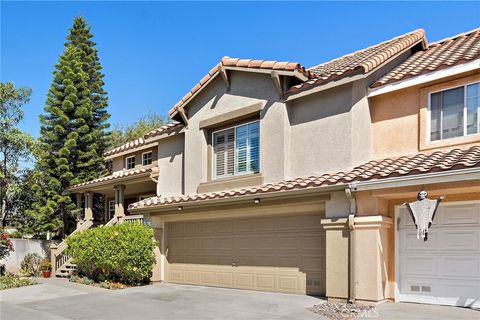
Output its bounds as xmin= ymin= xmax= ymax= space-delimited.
xmin=211 ymin=120 xmax=260 ymax=180
xmin=125 ymin=155 xmax=136 ymax=170
xmin=142 ymin=151 xmax=153 ymax=166
xmin=427 ymin=80 xmax=480 ymax=143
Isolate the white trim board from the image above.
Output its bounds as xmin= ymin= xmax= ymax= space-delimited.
xmin=368 ymin=60 xmax=480 ymax=97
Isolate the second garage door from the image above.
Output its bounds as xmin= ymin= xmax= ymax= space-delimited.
xmin=165 ymin=212 xmax=325 ymax=295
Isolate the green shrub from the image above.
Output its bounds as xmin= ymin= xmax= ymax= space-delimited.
xmin=20 ymin=253 xmax=42 ymax=276
xmin=66 ymin=223 xmax=156 ymax=285
xmin=0 ymin=275 xmax=36 ymax=290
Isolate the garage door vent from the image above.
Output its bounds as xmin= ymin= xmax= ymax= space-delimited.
xmin=411 ymin=285 xmax=420 ymax=292
xmin=421 ymin=286 xmax=431 ymax=292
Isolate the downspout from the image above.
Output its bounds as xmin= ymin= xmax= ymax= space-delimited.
xmin=346 ymin=183 xmax=357 ymax=304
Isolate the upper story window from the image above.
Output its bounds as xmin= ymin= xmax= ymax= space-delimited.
xmin=213 ymin=121 xmax=259 ymax=179
xmin=142 ymin=151 xmax=153 ymax=166
xmin=126 ymin=156 xmax=135 ymax=170
xmin=430 ymin=82 xmax=479 ymax=142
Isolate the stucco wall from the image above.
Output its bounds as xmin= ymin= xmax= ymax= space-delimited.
xmin=111 ymin=146 xmax=159 ymax=173
xmin=288 ymin=80 xmax=372 ymax=177
xmin=157 ymin=134 xmax=184 ymax=197
xmin=371 ymin=71 xmax=480 ymax=160
xmin=182 ymin=72 xmax=286 ymax=194
xmin=1 ymin=239 xmax=52 ymax=274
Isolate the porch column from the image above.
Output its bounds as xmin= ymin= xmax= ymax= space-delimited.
xmin=114 ymin=185 xmax=126 ymax=217
xmin=84 ymin=191 xmax=93 ymax=221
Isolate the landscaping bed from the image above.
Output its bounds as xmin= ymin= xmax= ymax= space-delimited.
xmin=0 ymin=274 xmax=37 ymax=290
xmin=69 ymin=275 xmax=128 ymax=290
xmin=308 ymin=302 xmax=375 ymax=320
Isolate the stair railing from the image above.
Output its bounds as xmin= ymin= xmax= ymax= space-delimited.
xmin=50 ymin=219 xmax=93 ymax=275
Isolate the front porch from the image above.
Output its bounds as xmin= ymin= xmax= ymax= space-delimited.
xmin=69 ymin=168 xmax=158 ymax=224
xmin=50 ymin=168 xmax=158 ymax=277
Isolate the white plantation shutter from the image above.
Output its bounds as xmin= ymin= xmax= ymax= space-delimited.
xmin=213 ymin=121 xmax=259 ymax=179
xmin=214 ymin=128 xmax=234 ymax=178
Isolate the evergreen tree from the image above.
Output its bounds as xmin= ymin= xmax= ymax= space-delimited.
xmin=35 ymin=46 xmax=88 ymax=236
xmin=32 ymin=17 xmax=111 ymax=236
xmin=66 ymin=16 xmax=110 ymax=182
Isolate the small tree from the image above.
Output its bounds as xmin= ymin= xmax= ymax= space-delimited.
xmin=0 ymin=82 xmax=33 ymax=227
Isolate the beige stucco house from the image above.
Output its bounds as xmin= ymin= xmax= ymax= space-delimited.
xmin=56 ymin=28 xmax=480 ymax=308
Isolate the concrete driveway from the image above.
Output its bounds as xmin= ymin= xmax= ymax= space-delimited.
xmin=1 ymin=278 xmax=479 ymax=320
xmin=0 ymin=278 xmax=324 ymax=320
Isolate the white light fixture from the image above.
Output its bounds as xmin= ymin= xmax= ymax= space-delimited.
xmin=254 ymin=198 xmax=261 ymax=204
xmin=177 ymin=206 xmax=183 ymax=211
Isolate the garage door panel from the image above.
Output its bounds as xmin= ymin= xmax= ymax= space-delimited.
xmin=442 ymin=230 xmax=479 ymax=251
xmin=400 ymin=230 xmax=438 ymax=252
xmin=167 ymin=212 xmax=325 ymax=295
xmin=398 ymin=202 xmax=480 ymax=308
xmin=441 ymin=256 xmax=480 ymax=278
xmin=403 ymin=255 xmax=438 ymax=277
xmin=442 ymin=204 xmax=480 ymax=225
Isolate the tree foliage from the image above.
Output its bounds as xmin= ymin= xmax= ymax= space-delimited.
xmin=0 ymin=82 xmax=34 ymax=227
xmin=109 ymin=112 xmax=168 ymax=148
xmin=31 ymin=16 xmax=111 ymax=236
xmin=67 ymin=223 xmax=156 ymax=285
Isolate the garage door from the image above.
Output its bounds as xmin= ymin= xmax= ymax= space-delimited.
xmin=166 ymin=213 xmax=325 ymax=295
xmin=397 ymin=202 xmax=480 ymax=308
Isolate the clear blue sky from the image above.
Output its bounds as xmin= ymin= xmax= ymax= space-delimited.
xmin=2 ymin=1 xmax=479 ymax=138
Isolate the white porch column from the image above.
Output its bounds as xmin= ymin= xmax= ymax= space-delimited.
xmin=84 ymin=191 xmax=93 ymax=221
xmin=114 ymin=185 xmax=126 ymax=217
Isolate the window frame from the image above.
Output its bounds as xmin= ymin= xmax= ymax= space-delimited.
xmin=142 ymin=151 xmax=153 ymax=166
xmin=108 ymin=200 xmax=115 ymax=219
xmin=428 ymin=80 xmax=480 ymax=143
xmin=125 ymin=155 xmax=136 ymax=170
xmin=211 ymin=120 xmax=260 ymax=180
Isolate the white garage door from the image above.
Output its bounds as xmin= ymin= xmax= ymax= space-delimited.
xmin=397 ymin=202 xmax=480 ymax=308
xmin=165 ymin=213 xmax=325 ymax=295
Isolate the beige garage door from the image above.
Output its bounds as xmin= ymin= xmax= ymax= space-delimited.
xmin=166 ymin=213 xmax=325 ymax=295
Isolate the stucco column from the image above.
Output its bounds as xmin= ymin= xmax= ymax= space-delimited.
xmin=84 ymin=192 xmax=93 ymax=221
xmin=114 ymin=185 xmax=126 ymax=217
xmin=321 ymin=218 xmax=349 ymax=303
xmin=353 ymin=215 xmax=393 ymax=304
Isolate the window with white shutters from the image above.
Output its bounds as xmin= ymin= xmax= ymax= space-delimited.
xmin=213 ymin=121 xmax=259 ymax=179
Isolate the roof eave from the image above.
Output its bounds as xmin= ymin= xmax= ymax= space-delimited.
xmin=129 ymin=184 xmax=346 ymax=213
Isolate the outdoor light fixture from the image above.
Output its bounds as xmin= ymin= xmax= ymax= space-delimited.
xmin=405 ymin=190 xmax=443 ymax=241
xmin=177 ymin=206 xmax=183 ymax=211
xmin=254 ymin=198 xmax=261 ymax=204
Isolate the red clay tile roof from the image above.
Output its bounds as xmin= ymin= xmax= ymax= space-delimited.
xmin=104 ymin=123 xmax=182 ymax=157
xmin=168 ymin=56 xmax=314 ymax=118
xmin=372 ymin=28 xmax=480 ymax=88
xmin=286 ymin=29 xmax=426 ymax=95
xmin=129 ymin=145 xmax=480 ymax=210
xmin=70 ymin=167 xmax=156 ymax=191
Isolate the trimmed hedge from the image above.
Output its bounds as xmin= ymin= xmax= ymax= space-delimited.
xmin=66 ymin=223 xmax=157 ymax=285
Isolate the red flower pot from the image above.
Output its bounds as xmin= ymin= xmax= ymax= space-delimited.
xmin=42 ymin=271 xmax=51 ymax=278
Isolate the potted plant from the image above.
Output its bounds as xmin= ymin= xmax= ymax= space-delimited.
xmin=39 ymin=258 xmax=51 ymax=278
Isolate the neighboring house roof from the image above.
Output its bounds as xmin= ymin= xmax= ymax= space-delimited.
xmin=104 ymin=122 xmax=182 ymax=158
xmin=372 ymin=28 xmax=480 ymax=88
xmin=70 ymin=167 xmax=156 ymax=191
xmin=129 ymin=145 xmax=480 ymax=210
xmin=286 ymin=29 xmax=426 ymax=95
xmin=168 ymin=56 xmax=314 ymax=119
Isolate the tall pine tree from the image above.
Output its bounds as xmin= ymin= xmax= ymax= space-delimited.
xmin=32 ymin=17 xmax=110 ymax=236
xmin=66 ymin=16 xmax=110 ymax=183
xmin=36 ymin=45 xmax=88 ymax=236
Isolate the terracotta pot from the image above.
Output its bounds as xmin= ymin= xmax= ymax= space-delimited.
xmin=42 ymin=271 xmax=51 ymax=278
